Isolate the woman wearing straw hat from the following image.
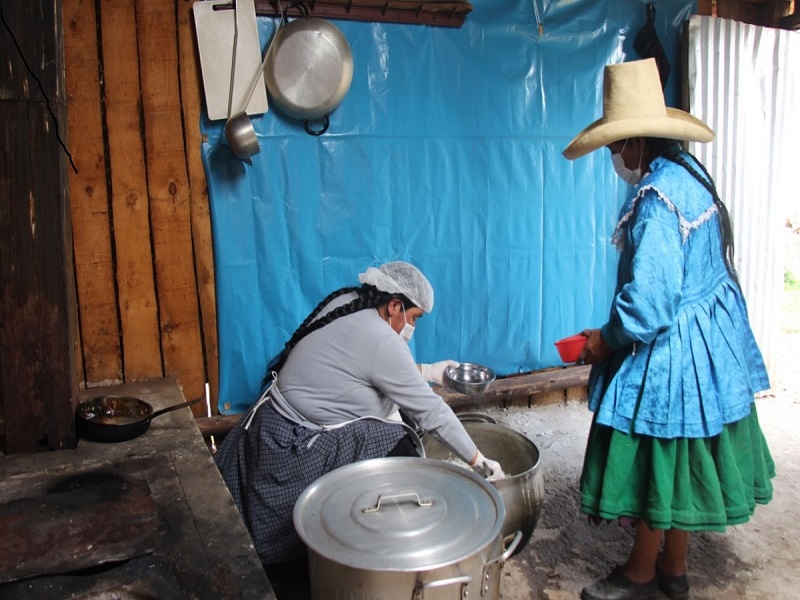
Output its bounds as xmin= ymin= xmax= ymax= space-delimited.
xmin=563 ymin=58 xmax=774 ymax=600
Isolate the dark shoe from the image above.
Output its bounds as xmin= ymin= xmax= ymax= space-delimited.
xmin=656 ymin=564 xmax=690 ymax=600
xmin=580 ymin=566 xmax=658 ymax=600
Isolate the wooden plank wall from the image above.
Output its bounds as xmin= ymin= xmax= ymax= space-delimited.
xmin=63 ymin=0 xmax=217 ymax=415
xmin=57 ymin=0 xmax=793 ymax=421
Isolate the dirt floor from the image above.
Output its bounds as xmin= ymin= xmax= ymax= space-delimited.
xmin=489 ymin=226 xmax=800 ymax=599
xmin=485 ymin=387 xmax=799 ymax=600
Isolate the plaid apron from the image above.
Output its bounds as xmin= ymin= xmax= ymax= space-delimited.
xmin=214 ymin=400 xmax=408 ymax=564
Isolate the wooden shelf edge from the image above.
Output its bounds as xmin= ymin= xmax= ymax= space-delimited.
xmin=195 ymin=365 xmax=590 ymax=438
xmin=241 ymin=1 xmax=473 ymax=28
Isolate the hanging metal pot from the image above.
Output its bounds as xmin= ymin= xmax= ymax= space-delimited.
xmin=264 ymin=2 xmax=353 ymax=135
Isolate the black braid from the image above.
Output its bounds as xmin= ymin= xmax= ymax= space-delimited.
xmin=296 ymin=286 xmax=362 ymax=338
xmin=647 ymin=138 xmax=740 ymax=286
xmin=262 ymin=284 xmax=411 ymax=386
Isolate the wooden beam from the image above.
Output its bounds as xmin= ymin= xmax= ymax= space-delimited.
xmin=195 ymin=366 xmax=590 ymax=438
xmin=98 ymin=0 xmax=163 ymax=383
xmin=250 ymin=0 xmax=472 ymax=28
xmin=63 ymin=0 xmax=122 ymax=385
xmin=137 ymin=0 xmax=207 ymax=405
xmin=197 ymin=414 xmax=242 ymax=438
xmin=177 ymin=0 xmax=220 ymax=413
xmin=0 ymin=0 xmax=80 ymax=453
xmin=436 ymin=365 xmax=591 ymax=409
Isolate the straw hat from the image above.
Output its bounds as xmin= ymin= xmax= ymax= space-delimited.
xmin=562 ymin=58 xmax=714 ymax=160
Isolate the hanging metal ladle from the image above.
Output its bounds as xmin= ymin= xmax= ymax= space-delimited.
xmin=224 ymin=1 xmax=273 ymax=164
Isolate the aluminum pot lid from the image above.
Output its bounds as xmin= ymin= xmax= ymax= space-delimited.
xmin=293 ymin=457 xmax=505 ymax=571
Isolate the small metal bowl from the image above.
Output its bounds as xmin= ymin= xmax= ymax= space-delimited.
xmin=443 ymin=363 xmax=496 ymax=395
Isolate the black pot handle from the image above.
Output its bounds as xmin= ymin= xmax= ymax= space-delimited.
xmin=148 ymin=396 xmax=204 ymax=420
xmin=282 ymin=1 xmax=310 ymax=21
xmin=304 ymin=114 xmax=330 ymax=136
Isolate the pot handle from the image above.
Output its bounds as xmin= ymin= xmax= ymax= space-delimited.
xmin=412 ymin=576 xmax=472 ymax=600
xmin=304 ymin=115 xmax=330 ymax=136
xmin=148 ymin=396 xmax=204 ymax=420
xmin=361 ymin=491 xmax=432 ymax=513
xmin=487 ymin=530 xmax=522 ymax=568
xmin=281 ymin=1 xmax=310 ymax=23
xmin=479 ymin=530 xmax=522 ymax=594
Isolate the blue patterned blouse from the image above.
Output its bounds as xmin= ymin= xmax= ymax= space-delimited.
xmin=588 ymin=152 xmax=770 ymax=439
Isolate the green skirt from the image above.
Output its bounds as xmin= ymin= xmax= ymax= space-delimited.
xmin=580 ymin=402 xmax=775 ymax=531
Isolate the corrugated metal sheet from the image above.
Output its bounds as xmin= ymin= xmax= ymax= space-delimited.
xmin=686 ymin=15 xmax=800 ymax=387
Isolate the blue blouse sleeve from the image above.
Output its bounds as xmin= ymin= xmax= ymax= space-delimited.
xmin=601 ymin=192 xmax=684 ymax=349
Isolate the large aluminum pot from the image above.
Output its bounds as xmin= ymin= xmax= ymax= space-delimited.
xmin=422 ymin=422 xmax=544 ymax=557
xmin=264 ymin=3 xmax=353 ymax=135
xmin=293 ymin=457 xmax=521 ymax=600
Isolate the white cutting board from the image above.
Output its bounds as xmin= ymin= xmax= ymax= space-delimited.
xmin=193 ymin=0 xmax=268 ymax=121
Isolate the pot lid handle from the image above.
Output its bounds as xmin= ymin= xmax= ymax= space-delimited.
xmin=362 ymin=491 xmax=432 ymax=514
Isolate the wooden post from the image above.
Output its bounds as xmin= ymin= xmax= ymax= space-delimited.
xmin=0 ymin=0 xmax=80 ymax=453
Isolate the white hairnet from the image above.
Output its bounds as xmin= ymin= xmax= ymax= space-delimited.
xmin=358 ymin=261 xmax=434 ymax=313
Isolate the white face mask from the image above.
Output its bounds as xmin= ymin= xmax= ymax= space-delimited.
xmin=386 ymin=303 xmax=415 ymax=343
xmin=399 ymin=305 xmax=415 ymax=343
xmin=611 ymin=139 xmax=643 ymax=185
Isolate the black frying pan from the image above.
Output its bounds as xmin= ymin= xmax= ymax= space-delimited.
xmin=76 ymin=395 xmax=203 ymax=442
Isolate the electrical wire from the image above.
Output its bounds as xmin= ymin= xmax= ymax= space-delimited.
xmin=0 ymin=5 xmax=78 ymax=174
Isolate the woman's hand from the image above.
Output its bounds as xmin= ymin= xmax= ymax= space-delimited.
xmin=420 ymin=360 xmax=459 ymax=386
xmin=577 ymin=329 xmax=612 ymax=365
xmin=469 ymin=450 xmax=505 ymax=481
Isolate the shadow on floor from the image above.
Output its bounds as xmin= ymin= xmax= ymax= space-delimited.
xmin=264 ymin=556 xmax=311 ymax=600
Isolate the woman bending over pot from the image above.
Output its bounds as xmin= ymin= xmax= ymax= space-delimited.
xmin=214 ymin=260 xmax=504 ymax=568
xmin=562 ymin=58 xmax=774 ymax=600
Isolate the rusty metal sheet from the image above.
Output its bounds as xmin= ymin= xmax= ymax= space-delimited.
xmin=0 ymin=471 xmax=164 ymax=584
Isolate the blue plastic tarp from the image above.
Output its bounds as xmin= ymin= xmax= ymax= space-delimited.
xmin=201 ymin=0 xmax=695 ymax=414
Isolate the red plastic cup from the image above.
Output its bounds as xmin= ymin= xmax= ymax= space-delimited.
xmin=554 ymin=334 xmax=587 ymax=363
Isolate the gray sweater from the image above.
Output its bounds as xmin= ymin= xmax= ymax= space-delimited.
xmin=271 ymin=292 xmax=478 ymax=462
